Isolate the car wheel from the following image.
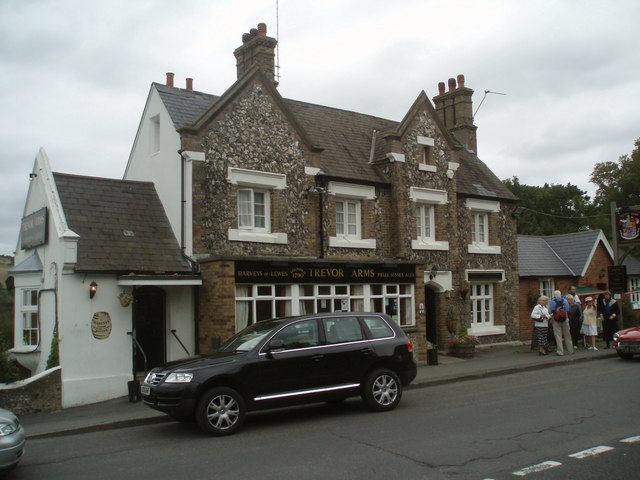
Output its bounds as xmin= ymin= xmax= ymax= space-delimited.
xmin=196 ymin=387 xmax=246 ymax=436
xmin=361 ymin=368 xmax=402 ymax=412
xmin=616 ymin=351 xmax=634 ymax=360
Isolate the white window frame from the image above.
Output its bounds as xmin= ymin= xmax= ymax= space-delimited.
xmin=328 ymin=182 xmax=376 ymax=249
xmin=227 ymin=167 xmax=287 ymax=244
xmin=20 ymin=288 xmax=39 ymax=347
xmin=630 ymin=277 xmax=640 ymax=309
xmin=416 ymin=204 xmax=434 ymax=242
xmin=237 ymin=188 xmax=269 ymax=232
xmin=472 ymin=212 xmax=488 ymax=244
xmin=410 ymin=187 xmax=449 ymax=251
xmin=235 ymin=283 xmax=415 ymax=330
xmin=468 ymin=282 xmax=504 ymax=336
xmin=466 ymin=198 xmax=501 ymax=254
xmin=336 ymin=199 xmax=360 ymax=238
xmin=539 ymin=278 xmax=555 ymax=300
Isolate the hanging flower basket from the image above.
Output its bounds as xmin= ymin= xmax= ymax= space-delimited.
xmin=118 ymin=291 xmax=133 ymax=307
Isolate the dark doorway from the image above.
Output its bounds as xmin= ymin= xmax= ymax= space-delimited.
xmin=425 ymin=287 xmax=438 ymax=347
xmin=133 ymin=286 xmax=166 ymax=372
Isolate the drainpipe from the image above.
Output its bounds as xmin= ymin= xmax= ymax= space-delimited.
xmin=309 ymin=183 xmax=326 ymax=259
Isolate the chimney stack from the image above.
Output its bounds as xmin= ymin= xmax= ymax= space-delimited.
xmin=186 ymin=77 xmax=193 ymax=91
xmin=233 ymin=22 xmax=278 ymax=87
xmin=432 ymin=73 xmax=477 ymax=154
xmin=166 ymin=72 xmax=174 ymax=88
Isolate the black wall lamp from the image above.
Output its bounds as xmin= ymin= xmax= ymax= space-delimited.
xmin=429 ymin=265 xmax=438 ymax=280
xmin=89 ymin=281 xmax=98 ymax=299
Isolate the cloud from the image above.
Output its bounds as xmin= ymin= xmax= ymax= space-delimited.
xmin=1 ymin=0 xmax=639 ymax=254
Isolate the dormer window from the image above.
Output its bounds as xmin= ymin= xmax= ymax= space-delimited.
xmin=417 ymin=136 xmax=436 ymax=172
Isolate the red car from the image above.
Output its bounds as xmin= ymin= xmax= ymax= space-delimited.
xmin=613 ymin=327 xmax=640 ymax=359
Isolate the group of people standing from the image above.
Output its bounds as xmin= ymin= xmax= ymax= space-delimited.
xmin=531 ymin=287 xmax=620 ymax=356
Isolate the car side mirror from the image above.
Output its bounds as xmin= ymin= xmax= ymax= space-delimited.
xmin=265 ymin=339 xmax=285 ymax=359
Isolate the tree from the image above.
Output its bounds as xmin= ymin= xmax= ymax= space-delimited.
xmin=503 ymin=176 xmax=592 ymax=235
xmin=590 ymin=138 xmax=640 ymax=257
xmin=590 ymin=138 xmax=640 ymax=210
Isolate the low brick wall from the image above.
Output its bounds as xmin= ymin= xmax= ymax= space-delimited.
xmin=0 ymin=367 xmax=62 ymax=415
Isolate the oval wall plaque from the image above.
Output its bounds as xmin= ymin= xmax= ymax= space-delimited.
xmin=91 ymin=311 xmax=112 ymax=340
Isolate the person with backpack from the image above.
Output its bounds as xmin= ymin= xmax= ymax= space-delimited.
xmin=549 ymin=290 xmax=573 ymax=356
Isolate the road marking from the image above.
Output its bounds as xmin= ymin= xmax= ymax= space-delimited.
xmin=513 ymin=461 xmax=562 ymax=476
xmin=568 ymin=446 xmax=614 ymax=459
xmin=621 ymin=435 xmax=640 ymax=444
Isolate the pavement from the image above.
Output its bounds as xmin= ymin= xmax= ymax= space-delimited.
xmin=20 ymin=342 xmax=618 ymax=439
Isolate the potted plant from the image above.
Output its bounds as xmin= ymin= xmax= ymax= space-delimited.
xmin=448 ymin=327 xmax=478 ymax=358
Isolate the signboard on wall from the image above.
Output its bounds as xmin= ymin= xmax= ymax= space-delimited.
xmin=20 ymin=207 xmax=48 ymax=250
xmin=617 ymin=207 xmax=640 ymax=242
xmin=235 ymin=261 xmax=416 ymax=284
xmin=608 ymin=265 xmax=627 ymax=295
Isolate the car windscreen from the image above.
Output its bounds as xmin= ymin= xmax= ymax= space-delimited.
xmin=217 ymin=319 xmax=285 ymax=353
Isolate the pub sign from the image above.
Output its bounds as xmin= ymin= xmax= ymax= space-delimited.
xmin=235 ymin=261 xmax=416 ymax=284
xmin=20 ymin=207 xmax=48 ymax=250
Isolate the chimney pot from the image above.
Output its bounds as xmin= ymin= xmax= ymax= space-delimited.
xmin=448 ymin=77 xmax=456 ymax=92
xmin=250 ymin=28 xmax=258 ymax=37
xmin=242 ymin=32 xmax=251 ymax=43
xmin=166 ymin=72 xmax=174 ymax=87
xmin=438 ymin=82 xmax=445 ymax=95
xmin=186 ymin=78 xmax=193 ymax=91
xmin=457 ymin=74 xmax=465 ymax=89
xmin=257 ymin=23 xmax=267 ymax=36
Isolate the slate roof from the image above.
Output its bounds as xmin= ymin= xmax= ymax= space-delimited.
xmin=53 ymin=173 xmax=192 ymax=273
xmin=622 ymin=250 xmax=640 ymax=275
xmin=155 ymin=83 xmax=516 ymax=200
xmin=518 ymin=230 xmax=612 ymax=277
xmin=155 ymin=83 xmax=219 ymax=130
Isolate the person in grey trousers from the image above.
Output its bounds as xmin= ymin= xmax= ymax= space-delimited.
xmin=549 ymin=290 xmax=573 ymax=356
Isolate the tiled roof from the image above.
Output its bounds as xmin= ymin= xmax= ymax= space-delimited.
xmin=54 ymin=173 xmax=192 ymax=273
xmin=622 ymin=249 xmax=640 ymax=275
xmin=518 ymin=230 xmax=610 ymax=277
xmin=155 ymin=83 xmax=516 ymax=199
xmin=155 ymin=83 xmax=219 ymax=129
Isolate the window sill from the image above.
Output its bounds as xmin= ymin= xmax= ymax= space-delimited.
xmin=412 ymin=240 xmax=449 ymax=251
xmin=10 ymin=346 xmax=40 ymax=354
xmin=228 ymin=229 xmax=288 ymax=244
xmin=418 ymin=164 xmax=437 ymax=173
xmin=469 ymin=325 xmax=506 ymax=337
xmin=329 ymin=236 xmax=376 ymax=249
xmin=468 ymin=244 xmax=501 ymax=255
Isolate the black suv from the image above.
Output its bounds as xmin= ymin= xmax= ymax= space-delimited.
xmin=141 ymin=312 xmax=417 ymax=435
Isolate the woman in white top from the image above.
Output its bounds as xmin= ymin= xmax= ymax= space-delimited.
xmin=531 ymin=296 xmax=552 ymax=355
xmin=581 ymin=296 xmax=598 ymax=350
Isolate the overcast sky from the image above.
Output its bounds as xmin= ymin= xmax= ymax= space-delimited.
xmin=1 ymin=0 xmax=639 ymax=256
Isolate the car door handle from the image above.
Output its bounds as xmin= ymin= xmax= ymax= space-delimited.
xmin=361 ymin=347 xmax=374 ymax=355
xmin=311 ymin=354 xmax=325 ymax=361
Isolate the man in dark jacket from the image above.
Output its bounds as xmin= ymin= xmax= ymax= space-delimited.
xmin=597 ymin=291 xmax=619 ymax=349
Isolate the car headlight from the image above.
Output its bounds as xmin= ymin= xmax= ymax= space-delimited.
xmin=0 ymin=422 xmax=17 ymax=436
xmin=613 ymin=333 xmax=619 ymax=342
xmin=164 ymin=372 xmax=194 ymax=383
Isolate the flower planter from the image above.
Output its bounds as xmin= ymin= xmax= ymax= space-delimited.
xmin=451 ymin=343 xmax=475 ymax=358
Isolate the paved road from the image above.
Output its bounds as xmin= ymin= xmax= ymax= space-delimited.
xmin=13 ymin=356 xmax=640 ymax=480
